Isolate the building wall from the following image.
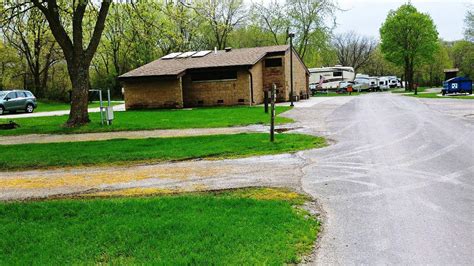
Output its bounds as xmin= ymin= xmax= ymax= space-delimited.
xmin=249 ymin=60 xmax=264 ymax=104
xmin=284 ymin=49 xmax=310 ymax=101
xmin=262 ymin=56 xmax=287 ymax=101
xmin=182 ymin=69 xmax=251 ymax=107
xmin=123 ymin=78 xmax=183 ymax=109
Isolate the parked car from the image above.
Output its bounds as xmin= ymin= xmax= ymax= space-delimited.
xmin=442 ymin=77 xmax=473 ymax=95
xmin=0 ymin=90 xmax=37 ymax=115
xmin=339 ymin=80 xmax=369 ymax=93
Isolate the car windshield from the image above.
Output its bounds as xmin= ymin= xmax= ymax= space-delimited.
xmin=0 ymin=91 xmax=8 ymax=99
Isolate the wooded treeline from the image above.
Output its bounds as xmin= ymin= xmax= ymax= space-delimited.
xmin=1 ymin=0 xmax=473 ymax=102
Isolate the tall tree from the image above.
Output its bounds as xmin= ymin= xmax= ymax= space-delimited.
xmin=333 ymin=31 xmax=376 ymax=72
xmin=358 ymin=46 xmax=401 ymax=77
xmin=3 ymin=0 xmax=112 ymax=126
xmin=188 ymin=0 xmax=246 ymax=50
xmin=2 ymin=8 xmax=58 ymax=98
xmin=380 ymin=4 xmax=438 ymax=94
xmin=252 ymin=0 xmax=290 ymax=45
xmin=34 ymin=0 xmax=112 ymax=126
xmin=287 ymin=0 xmax=336 ymax=60
xmin=0 ymin=41 xmax=23 ymax=90
xmin=450 ymin=40 xmax=474 ymax=78
xmin=421 ymin=41 xmax=452 ymax=86
xmin=465 ymin=9 xmax=473 ymax=42
xmin=162 ymin=2 xmax=207 ymax=52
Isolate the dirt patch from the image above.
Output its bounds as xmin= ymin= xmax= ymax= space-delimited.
xmin=0 ymin=166 xmax=225 ymax=190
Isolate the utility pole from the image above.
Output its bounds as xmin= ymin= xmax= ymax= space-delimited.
xmin=288 ymin=32 xmax=295 ymax=107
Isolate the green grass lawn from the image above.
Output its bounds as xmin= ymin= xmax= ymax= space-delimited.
xmin=406 ymin=92 xmax=474 ymax=99
xmin=35 ymin=101 xmax=122 ymax=112
xmin=0 ymin=188 xmax=319 ymax=264
xmin=0 ymin=106 xmax=292 ymax=136
xmin=0 ymin=133 xmax=325 ymax=170
xmin=312 ymin=92 xmax=362 ymax=97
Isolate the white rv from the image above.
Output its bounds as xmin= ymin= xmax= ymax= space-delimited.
xmin=309 ymin=66 xmax=355 ymax=91
xmin=378 ymin=77 xmax=390 ymax=90
xmin=387 ymin=76 xmax=400 ymax=88
xmin=369 ymin=77 xmax=379 ymax=90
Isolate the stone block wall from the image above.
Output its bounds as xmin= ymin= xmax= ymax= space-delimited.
xmin=250 ymin=60 xmax=264 ymax=105
xmin=123 ymin=78 xmax=183 ymax=109
xmin=263 ymin=57 xmax=286 ymax=101
xmin=284 ymin=49 xmax=310 ymax=100
xmin=182 ymin=69 xmax=251 ymax=107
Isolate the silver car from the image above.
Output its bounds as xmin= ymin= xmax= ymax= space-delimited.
xmin=0 ymin=90 xmax=38 ymax=115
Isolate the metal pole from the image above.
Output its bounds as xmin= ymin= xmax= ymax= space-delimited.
xmin=270 ymin=83 xmax=276 ymax=142
xmin=107 ymin=89 xmax=112 ymax=125
xmin=99 ymin=90 xmax=104 ymax=125
xmin=289 ymin=33 xmax=295 ymax=107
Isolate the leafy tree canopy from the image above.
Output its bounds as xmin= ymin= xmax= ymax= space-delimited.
xmin=380 ymin=3 xmax=438 ymax=92
xmin=380 ymin=4 xmax=438 ymax=67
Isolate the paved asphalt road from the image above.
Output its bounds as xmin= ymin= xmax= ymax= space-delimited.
xmin=294 ymin=94 xmax=474 ymax=265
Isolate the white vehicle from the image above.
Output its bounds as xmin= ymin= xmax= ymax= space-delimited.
xmin=309 ymin=66 xmax=355 ymax=91
xmin=378 ymin=77 xmax=390 ymax=90
xmin=387 ymin=76 xmax=400 ymax=88
xmin=396 ymin=78 xmax=402 ymax=88
xmin=369 ymin=77 xmax=379 ymax=90
xmin=353 ymin=74 xmax=371 ymax=92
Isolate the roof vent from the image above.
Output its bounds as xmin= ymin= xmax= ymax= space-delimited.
xmin=225 ymin=47 xmax=232 ymax=52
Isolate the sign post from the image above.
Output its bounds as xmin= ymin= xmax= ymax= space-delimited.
xmin=270 ymin=83 xmax=276 ymax=142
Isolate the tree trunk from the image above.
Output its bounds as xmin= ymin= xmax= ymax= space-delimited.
xmin=32 ymin=71 xmax=42 ymax=98
xmin=407 ymin=63 xmax=415 ymax=95
xmin=404 ymin=57 xmax=410 ymax=92
xmin=66 ymin=62 xmax=90 ymax=127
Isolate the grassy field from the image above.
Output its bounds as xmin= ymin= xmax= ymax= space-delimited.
xmin=0 ymin=106 xmax=292 ymax=136
xmin=0 ymin=133 xmax=325 ymax=170
xmin=406 ymin=92 xmax=474 ymax=99
xmin=35 ymin=101 xmax=122 ymax=112
xmin=0 ymin=188 xmax=319 ymax=264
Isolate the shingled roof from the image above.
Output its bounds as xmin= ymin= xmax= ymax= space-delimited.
xmin=119 ymin=45 xmax=291 ymax=79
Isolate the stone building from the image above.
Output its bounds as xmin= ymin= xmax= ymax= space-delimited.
xmin=119 ymin=45 xmax=310 ymax=109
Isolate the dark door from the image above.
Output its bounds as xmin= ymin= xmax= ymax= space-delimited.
xmin=4 ymin=92 xmax=20 ymax=110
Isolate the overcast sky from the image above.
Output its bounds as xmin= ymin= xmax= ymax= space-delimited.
xmin=333 ymin=0 xmax=471 ymax=41
xmin=254 ymin=0 xmax=472 ymax=41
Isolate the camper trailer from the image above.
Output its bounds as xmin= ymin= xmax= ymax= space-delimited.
xmin=378 ymin=77 xmax=390 ymax=90
xmin=369 ymin=77 xmax=379 ymax=90
xmin=387 ymin=76 xmax=400 ymax=88
xmin=309 ymin=66 xmax=355 ymax=92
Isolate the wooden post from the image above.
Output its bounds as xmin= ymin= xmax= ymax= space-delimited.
xmin=270 ymin=83 xmax=276 ymax=142
xmin=264 ymin=90 xmax=269 ymax=113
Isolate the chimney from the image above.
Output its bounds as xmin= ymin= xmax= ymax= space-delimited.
xmin=225 ymin=47 xmax=232 ymax=52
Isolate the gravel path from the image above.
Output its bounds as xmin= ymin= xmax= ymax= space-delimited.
xmin=0 ymin=103 xmax=125 ymax=119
